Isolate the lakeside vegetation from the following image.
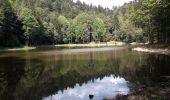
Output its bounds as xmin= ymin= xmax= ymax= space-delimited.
xmin=0 ymin=46 xmax=36 ymax=51
xmin=0 ymin=41 xmax=127 ymax=51
xmin=0 ymin=0 xmax=169 ymax=48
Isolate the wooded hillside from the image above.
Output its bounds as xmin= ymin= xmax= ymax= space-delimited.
xmin=0 ymin=0 xmax=169 ymax=47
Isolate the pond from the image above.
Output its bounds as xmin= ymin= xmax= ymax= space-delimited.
xmin=0 ymin=46 xmax=170 ymax=100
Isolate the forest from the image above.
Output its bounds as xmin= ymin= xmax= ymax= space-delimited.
xmin=0 ymin=0 xmax=169 ymax=47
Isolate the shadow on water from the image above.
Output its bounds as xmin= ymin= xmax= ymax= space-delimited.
xmin=0 ymin=47 xmax=170 ymax=100
xmin=0 ymin=57 xmax=25 ymax=100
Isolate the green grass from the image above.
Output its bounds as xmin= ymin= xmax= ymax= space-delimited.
xmin=55 ymin=41 xmax=126 ymax=47
xmin=0 ymin=46 xmax=36 ymax=52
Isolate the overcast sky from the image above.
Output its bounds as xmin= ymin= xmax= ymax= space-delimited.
xmin=73 ymin=0 xmax=134 ymax=9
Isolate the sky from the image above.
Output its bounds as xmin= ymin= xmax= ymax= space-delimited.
xmin=44 ymin=75 xmax=129 ymax=100
xmin=73 ymin=0 xmax=134 ymax=9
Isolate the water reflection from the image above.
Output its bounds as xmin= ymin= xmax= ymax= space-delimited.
xmin=43 ymin=75 xmax=129 ymax=100
xmin=0 ymin=47 xmax=170 ymax=100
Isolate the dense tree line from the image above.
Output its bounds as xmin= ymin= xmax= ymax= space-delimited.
xmin=0 ymin=0 xmax=23 ymax=47
xmin=0 ymin=0 xmax=169 ymax=47
xmin=130 ymin=0 xmax=170 ymax=44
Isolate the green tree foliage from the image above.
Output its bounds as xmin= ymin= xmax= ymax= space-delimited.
xmin=0 ymin=0 xmax=23 ymax=47
xmin=111 ymin=4 xmax=145 ymax=43
xmin=0 ymin=0 xmax=169 ymax=47
xmin=57 ymin=15 xmax=72 ymax=43
xmin=131 ymin=0 xmax=170 ymax=44
xmin=74 ymin=13 xmax=94 ymax=43
xmin=92 ymin=18 xmax=106 ymax=42
xmin=70 ymin=19 xmax=83 ymax=43
xmin=19 ymin=8 xmax=40 ymax=45
xmin=153 ymin=0 xmax=170 ymax=43
xmin=0 ymin=4 xmax=4 ymax=34
xmin=131 ymin=0 xmax=156 ymax=44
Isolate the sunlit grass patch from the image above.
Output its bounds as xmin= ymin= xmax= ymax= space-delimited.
xmin=55 ymin=41 xmax=126 ymax=47
xmin=0 ymin=46 xmax=36 ymax=51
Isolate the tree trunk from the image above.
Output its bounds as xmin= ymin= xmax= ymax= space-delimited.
xmin=89 ymin=26 xmax=92 ymax=42
xmin=148 ymin=19 xmax=153 ymax=44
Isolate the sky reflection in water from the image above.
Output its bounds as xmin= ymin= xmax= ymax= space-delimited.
xmin=43 ymin=75 xmax=129 ymax=100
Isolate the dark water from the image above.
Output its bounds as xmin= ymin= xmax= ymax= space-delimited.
xmin=0 ymin=46 xmax=170 ymax=100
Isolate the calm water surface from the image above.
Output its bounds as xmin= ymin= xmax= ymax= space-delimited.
xmin=0 ymin=46 xmax=170 ymax=100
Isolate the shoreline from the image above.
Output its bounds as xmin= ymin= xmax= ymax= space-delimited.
xmin=0 ymin=41 xmax=146 ymax=52
xmin=0 ymin=46 xmax=36 ymax=52
xmin=132 ymin=47 xmax=170 ymax=55
xmin=0 ymin=41 xmax=128 ymax=52
xmin=55 ymin=41 xmax=126 ymax=47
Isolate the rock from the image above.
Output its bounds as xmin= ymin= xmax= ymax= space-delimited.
xmin=89 ymin=94 xmax=94 ymax=99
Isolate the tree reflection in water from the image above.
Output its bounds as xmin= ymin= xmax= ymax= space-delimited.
xmin=0 ymin=47 xmax=170 ymax=100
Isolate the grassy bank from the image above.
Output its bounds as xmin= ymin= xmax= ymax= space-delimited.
xmin=0 ymin=41 xmax=142 ymax=52
xmin=0 ymin=46 xmax=36 ymax=52
xmin=55 ymin=41 xmax=126 ymax=47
